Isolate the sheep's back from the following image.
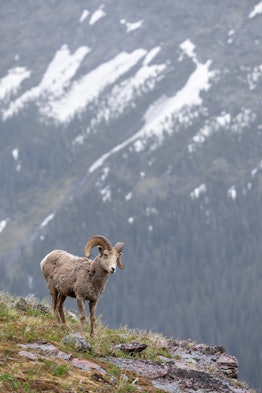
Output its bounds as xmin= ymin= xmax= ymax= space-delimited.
xmin=40 ymin=250 xmax=92 ymax=296
xmin=41 ymin=250 xmax=73 ymax=271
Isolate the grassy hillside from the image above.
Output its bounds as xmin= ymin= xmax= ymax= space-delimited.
xmin=0 ymin=292 xmax=255 ymax=393
xmin=0 ymin=292 xmax=169 ymax=393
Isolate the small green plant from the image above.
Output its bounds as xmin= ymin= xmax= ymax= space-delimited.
xmin=26 ymin=308 xmax=42 ymax=317
xmin=60 ymin=381 xmax=72 ymax=390
xmin=24 ymin=368 xmax=37 ymax=379
xmin=0 ymin=303 xmax=10 ymax=319
xmin=107 ymin=364 xmax=121 ymax=378
xmin=116 ymin=380 xmax=138 ymax=393
xmin=3 ymin=325 xmax=15 ymax=340
xmin=22 ymin=381 xmax=32 ymax=392
xmin=0 ymin=373 xmax=20 ymax=388
xmin=51 ymin=364 xmax=69 ymax=377
xmin=21 ymin=325 xmax=38 ymax=342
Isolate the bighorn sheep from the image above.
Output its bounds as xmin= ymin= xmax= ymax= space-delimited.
xmin=40 ymin=235 xmax=124 ymax=337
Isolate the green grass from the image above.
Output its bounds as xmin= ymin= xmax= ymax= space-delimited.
xmin=0 ymin=373 xmax=20 ymax=388
xmin=0 ymin=292 xmax=255 ymax=393
xmin=0 ymin=292 xmax=167 ymax=392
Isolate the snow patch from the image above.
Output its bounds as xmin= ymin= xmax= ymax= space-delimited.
xmin=125 ymin=192 xmax=132 ymax=201
xmin=133 ymin=139 xmax=145 ymax=152
xmin=249 ymin=1 xmax=262 ymax=18
xmin=3 ymin=47 xmax=150 ymax=124
xmin=79 ymin=9 xmax=90 ymax=23
xmin=251 ymin=159 xmax=262 ymax=177
xmin=120 ymin=19 xmax=143 ymax=33
xmin=216 ymin=112 xmax=231 ymax=127
xmin=247 ymin=64 xmax=262 ymax=90
xmin=89 ymin=6 xmax=106 ymax=25
xmin=0 ymin=67 xmax=30 ymax=102
xmin=135 ymin=55 xmax=215 ymax=146
xmin=189 ymin=112 xmax=231 ymax=149
xmin=12 ymin=148 xmax=19 ymax=161
xmin=0 ymin=219 xmax=9 ymax=234
xmin=101 ymin=167 xmax=109 ymax=181
xmin=227 ymin=29 xmax=235 ymax=44
xmin=190 ymin=184 xmax=206 ymax=199
xmin=100 ymin=185 xmax=111 ymax=202
xmin=12 ymin=148 xmax=21 ymax=171
xmin=43 ymin=49 xmax=146 ymax=123
xmin=95 ymin=167 xmax=111 ymax=202
xmin=86 ymin=58 xmax=166 ymax=134
xmin=231 ymin=109 xmax=256 ymax=133
xmin=41 ymin=213 xmax=55 ymax=228
xmin=179 ymin=39 xmax=197 ymax=63
xmin=41 ymin=45 xmax=90 ymax=95
xmin=72 ymin=135 xmax=84 ymax=146
xmin=187 ymin=109 xmax=256 ymax=152
xmin=227 ymin=186 xmax=237 ymax=200
xmin=2 ymin=46 xmax=164 ymax=130
xmin=3 ymin=45 xmax=90 ymax=121
xmin=251 ymin=168 xmax=258 ymax=177
xmin=143 ymin=47 xmax=161 ymax=66
xmin=89 ymin=40 xmax=216 ymax=172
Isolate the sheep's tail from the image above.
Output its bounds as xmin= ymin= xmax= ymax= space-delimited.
xmin=84 ymin=235 xmax=112 ymax=257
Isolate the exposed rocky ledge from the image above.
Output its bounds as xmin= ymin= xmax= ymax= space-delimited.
xmin=19 ymin=336 xmax=252 ymax=392
xmin=107 ymin=339 xmax=251 ymax=392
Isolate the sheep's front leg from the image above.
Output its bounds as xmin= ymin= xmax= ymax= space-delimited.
xmin=49 ymin=286 xmax=61 ymax=323
xmin=89 ymin=300 xmax=97 ymax=338
xmin=76 ymin=297 xmax=86 ymax=334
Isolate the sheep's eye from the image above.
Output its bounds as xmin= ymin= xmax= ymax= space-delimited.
xmin=103 ymin=251 xmax=109 ymax=259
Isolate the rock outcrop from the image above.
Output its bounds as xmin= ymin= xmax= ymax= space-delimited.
xmin=107 ymin=339 xmax=251 ymax=392
xmin=18 ymin=338 xmax=250 ymax=392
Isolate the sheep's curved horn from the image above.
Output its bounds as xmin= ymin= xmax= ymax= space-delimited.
xmin=84 ymin=235 xmax=112 ymax=257
xmin=114 ymin=242 xmax=125 ymax=269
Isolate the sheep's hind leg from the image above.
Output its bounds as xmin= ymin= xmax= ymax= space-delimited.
xmin=89 ymin=300 xmax=97 ymax=338
xmin=76 ymin=297 xmax=86 ymax=335
xmin=57 ymin=294 xmax=67 ymax=324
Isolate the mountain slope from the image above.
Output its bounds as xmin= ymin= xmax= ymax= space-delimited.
xmin=0 ymin=0 xmax=262 ymax=389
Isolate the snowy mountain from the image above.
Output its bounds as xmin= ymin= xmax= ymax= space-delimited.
xmin=1 ymin=0 xmax=262 ymax=389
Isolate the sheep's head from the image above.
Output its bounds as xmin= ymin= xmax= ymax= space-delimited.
xmin=84 ymin=235 xmax=124 ymax=274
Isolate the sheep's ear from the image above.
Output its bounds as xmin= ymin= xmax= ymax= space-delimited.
xmin=98 ymin=246 xmax=103 ymax=256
